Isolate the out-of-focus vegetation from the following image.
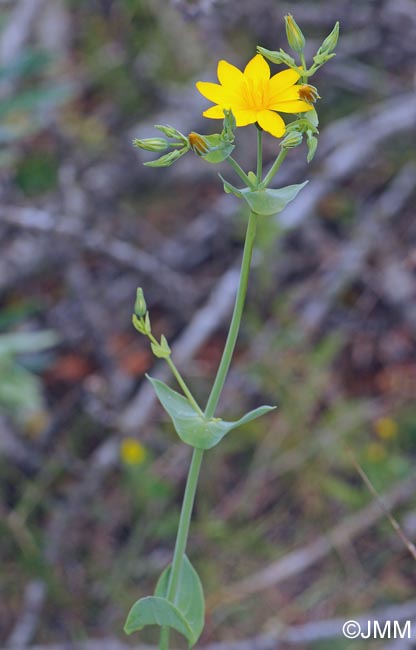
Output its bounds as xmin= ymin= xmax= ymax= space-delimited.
xmin=1 ymin=1 xmax=415 ymax=648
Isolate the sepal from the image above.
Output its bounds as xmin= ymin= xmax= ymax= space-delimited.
xmin=151 ymin=335 xmax=171 ymax=359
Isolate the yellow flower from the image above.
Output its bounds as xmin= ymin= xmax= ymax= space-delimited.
xmin=196 ymin=54 xmax=313 ymax=138
xmin=120 ymin=438 xmax=147 ymax=466
xmin=374 ymin=417 xmax=398 ymax=440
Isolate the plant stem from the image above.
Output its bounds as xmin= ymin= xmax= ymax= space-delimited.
xmin=166 ymin=358 xmax=204 ymax=417
xmin=227 ymin=156 xmax=253 ymax=187
xmin=147 ymin=332 xmax=204 ymax=416
xmin=159 ymin=447 xmax=204 ymax=650
xmin=204 ymin=210 xmax=258 ymax=419
xmin=300 ymin=52 xmax=307 ymax=83
xmin=159 ymin=132 xmax=261 ymax=650
xmin=158 ymin=210 xmax=258 ymax=650
xmin=262 ymin=148 xmax=288 ymax=187
xmin=256 ymin=127 xmax=263 ymax=182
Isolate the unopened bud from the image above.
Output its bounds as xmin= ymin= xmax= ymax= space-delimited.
xmin=318 ymin=22 xmax=339 ymax=55
xmin=144 ymin=148 xmax=188 ymax=168
xmin=313 ymin=52 xmax=336 ymax=66
xmin=144 ymin=312 xmax=151 ymax=335
xmin=222 ymin=109 xmax=236 ymax=141
xmin=133 ymin=137 xmax=168 ymax=152
xmin=281 ymin=131 xmax=303 ymax=149
xmin=257 ymin=46 xmax=296 ymax=67
xmin=306 ymin=134 xmax=318 ymax=163
xmin=188 ymin=132 xmax=210 ymax=156
xmin=134 ymin=287 xmax=147 ymax=317
xmin=154 ymin=124 xmax=187 ymax=143
xmin=284 ymin=14 xmax=305 ymax=54
xmin=298 ymin=84 xmax=321 ymax=104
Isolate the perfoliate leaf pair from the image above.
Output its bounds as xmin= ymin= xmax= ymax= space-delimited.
xmin=219 ymin=176 xmax=308 ymax=217
xmin=147 ymin=376 xmax=275 ymax=450
xmin=125 ymin=555 xmax=204 ymax=647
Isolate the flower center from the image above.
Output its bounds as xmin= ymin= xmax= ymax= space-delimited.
xmin=243 ymin=78 xmax=269 ymax=111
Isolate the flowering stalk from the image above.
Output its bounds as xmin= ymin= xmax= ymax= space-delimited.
xmin=125 ymin=15 xmax=339 ymax=649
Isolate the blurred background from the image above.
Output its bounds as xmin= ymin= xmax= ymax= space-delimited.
xmin=1 ymin=0 xmax=416 ymax=648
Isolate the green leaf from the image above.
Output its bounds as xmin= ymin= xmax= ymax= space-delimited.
xmin=155 ymin=555 xmax=204 ymax=645
xmin=0 ymin=330 xmax=58 ymax=356
xmin=218 ymin=173 xmax=241 ymax=197
xmin=218 ymin=175 xmax=308 ymax=216
xmin=124 ymin=596 xmax=194 ymax=644
xmin=241 ymin=182 xmax=308 ymax=216
xmin=147 ymin=375 xmax=275 ymax=449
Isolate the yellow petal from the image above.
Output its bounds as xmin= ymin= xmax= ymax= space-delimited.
xmin=217 ymin=59 xmax=245 ymax=88
xmin=270 ymin=100 xmax=313 ymax=113
xmin=233 ymin=108 xmax=257 ymax=126
xmin=256 ymin=110 xmax=286 ymax=137
xmin=269 ymin=69 xmax=300 ymax=98
xmin=269 ymin=85 xmax=302 ymax=104
xmin=202 ymin=105 xmax=226 ymax=118
xmin=196 ymin=81 xmax=228 ymax=104
xmin=244 ymin=54 xmax=270 ymax=81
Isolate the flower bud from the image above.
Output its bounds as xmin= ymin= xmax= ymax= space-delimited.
xmin=144 ymin=311 xmax=151 ymax=335
xmin=319 ymin=22 xmax=339 ymax=55
xmin=154 ymin=124 xmax=187 ymax=143
xmin=306 ymin=134 xmax=318 ymax=163
xmin=188 ymin=132 xmax=210 ymax=156
xmin=281 ymin=131 xmax=303 ymax=149
xmin=144 ymin=148 xmax=188 ymax=168
xmin=222 ymin=109 xmax=236 ymax=141
xmin=134 ymin=287 xmax=147 ymax=317
xmin=188 ymin=132 xmax=234 ymax=164
xmin=298 ymin=84 xmax=321 ymax=104
xmin=257 ymin=46 xmax=296 ymax=67
xmin=313 ymin=52 xmax=336 ymax=66
xmin=284 ymin=14 xmax=305 ymax=54
xmin=133 ymin=137 xmax=168 ymax=152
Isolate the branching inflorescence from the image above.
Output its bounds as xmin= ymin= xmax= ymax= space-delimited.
xmin=125 ymin=14 xmax=339 ymax=650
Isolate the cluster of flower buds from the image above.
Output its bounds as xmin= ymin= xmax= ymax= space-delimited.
xmin=133 ymin=125 xmax=190 ymax=167
xmin=132 ymin=288 xmax=151 ymax=334
xmin=258 ymin=15 xmax=339 ymax=79
xmin=132 ymin=288 xmax=171 ymax=359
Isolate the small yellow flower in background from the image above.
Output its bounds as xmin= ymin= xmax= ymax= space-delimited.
xmin=374 ymin=417 xmax=398 ymax=440
xmin=120 ymin=437 xmax=147 ymax=466
xmin=196 ymin=54 xmax=313 ymax=138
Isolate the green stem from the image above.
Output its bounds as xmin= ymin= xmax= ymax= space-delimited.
xmin=204 ymin=210 xmax=258 ymax=419
xmin=159 ymin=447 xmax=204 ymax=650
xmin=256 ymin=127 xmax=263 ymax=182
xmin=300 ymin=52 xmax=308 ymax=83
xmin=166 ymin=357 xmax=204 ymax=417
xmin=159 ymin=136 xmax=261 ymax=650
xmin=147 ymin=332 xmax=204 ymax=417
xmin=262 ymin=148 xmax=288 ymax=187
xmin=227 ymin=156 xmax=253 ymax=187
